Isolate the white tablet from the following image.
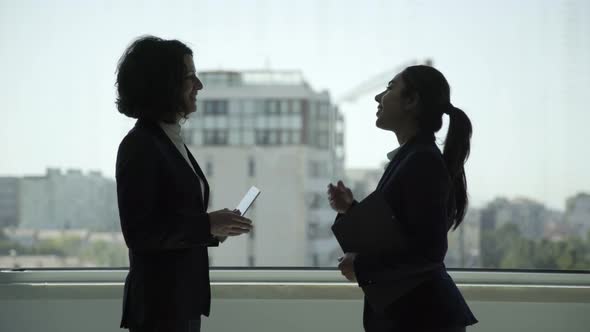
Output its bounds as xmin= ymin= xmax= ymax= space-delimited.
xmin=235 ymin=186 xmax=261 ymax=216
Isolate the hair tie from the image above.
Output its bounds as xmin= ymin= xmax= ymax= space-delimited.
xmin=444 ymin=103 xmax=454 ymax=115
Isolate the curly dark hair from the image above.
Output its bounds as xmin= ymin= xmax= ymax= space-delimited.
xmin=115 ymin=35 xmax=193 ymax=122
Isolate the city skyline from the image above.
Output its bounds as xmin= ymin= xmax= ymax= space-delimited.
xmin=2 ymin=171 xmax=588 ymax=269
xmin=1 ymin=0 xmax=590 ymax=211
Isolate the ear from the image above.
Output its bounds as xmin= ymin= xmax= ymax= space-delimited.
xmin=404 ymin=91 xmax=420 ymax=112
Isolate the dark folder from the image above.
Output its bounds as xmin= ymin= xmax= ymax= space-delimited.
xmin=331 ymin=191 xmax=442 ymax=312
xmin=331 ymin=191 xmax=407 ymax=255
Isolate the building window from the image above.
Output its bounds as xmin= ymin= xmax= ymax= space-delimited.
xmin=281 ymin=131 xmax=290 ymax=144
xmin=228 ymin=130 xmax=241 ymax=145
xmin=292 ymin=131 xmax=302 ymax=144
xmin=243 ymin=130 xmax=255 ymax=145
xmin=307 ymin=222 xmax=319 ymax=239
xmin=280 ymin=100 xmax=289 ymax=114
xmin=264 ymin=100 xmax=281 ymax=115
xmin=248 ymin=221 xmax=255 ymax=239
xmin=205 ymin=161 xmax=213 ymax=177
xmin=318 ymin=132 xmax=329 ymax=149
xmin=181 ymin=129 xmax=193 ymax=145
xmin=307 ymin=192 xmax=323 ymax=209
xmin=242 ymin=116 xmax=255 ymax=129
xmin=255 ymin=130 xmax=270 ymax=145
xmin=228 ymin=115 xmax=242 ymax=129
xmin=269 ymin=130 xmax=280 ymax=145
xmin=248 ymin=157 xmax=255 ymax=177
xmin=204 ymin=130 xmax=228 ymax=145
xmin=287 ymin=114 xmax=302 ymax=129
xmin=291 ymin=100 xmax=302 ymax=114
xmin=268 ymin=116 xmax=280 ymax=128
xmin=204 ymin=100 xmax=228 ymax=115
xmin=309 ymin=161 xmax=319 ymax=178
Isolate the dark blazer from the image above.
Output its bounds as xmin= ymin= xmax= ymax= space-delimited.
xmin=116 ymin=119 xmax=219 ymax=328
xmin=349 ymin=133 xmax=477 ymax=330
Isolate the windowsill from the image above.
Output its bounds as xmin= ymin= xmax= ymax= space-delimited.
xmin=0 ymin=269 xmax=589 ymax=303
xmin=1 ymin=268 xmax=589 ymax=285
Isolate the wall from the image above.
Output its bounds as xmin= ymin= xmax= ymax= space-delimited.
xmin=0 ymin=270 xmax=589 ymax=332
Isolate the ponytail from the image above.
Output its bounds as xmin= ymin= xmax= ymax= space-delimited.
xmin=401 ymin=65 xmax=473 ymax=230
xmin=443 ymin=106 xmax=472 ymax=229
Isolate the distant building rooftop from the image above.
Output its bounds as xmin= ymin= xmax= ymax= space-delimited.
xmin=199 ymin=70 xmax=309 ymax=87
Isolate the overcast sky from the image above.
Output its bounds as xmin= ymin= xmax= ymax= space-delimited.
xmin=0 ymin=0 xmax=589 ymax=210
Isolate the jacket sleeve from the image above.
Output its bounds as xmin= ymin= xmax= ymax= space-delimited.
xmin=335 ymin=200 xmax=359 ymax=220
xmin=116 ymin=132 xmax=215 ymax=253
xmin=353 ymin=150 xmax=449 ymax=286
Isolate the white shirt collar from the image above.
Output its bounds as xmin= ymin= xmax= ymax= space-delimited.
xmin=386 ymin=143 xmax=405 ymax=161
xmin=386 ymin=149 xmax=398 ymax=161
xmin=159 ymin=121 xmax=183 ymax=142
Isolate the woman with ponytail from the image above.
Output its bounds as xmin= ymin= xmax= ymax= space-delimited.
xmin=328 ymin=65 xmax=477 ymax=331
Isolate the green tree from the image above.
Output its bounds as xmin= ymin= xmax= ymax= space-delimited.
xmin=79 ymin=241 xmax=128 ymax=266
xmin=483 ymin=223 xmax=590 ymax=270
xmin=481 ymin=223 xmax=521 ymax=268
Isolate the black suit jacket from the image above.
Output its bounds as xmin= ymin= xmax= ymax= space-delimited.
xmin=116 ymin=119 xmax=218 ymax=328
xmin=350 ymin=133 xmax=477 ymax=329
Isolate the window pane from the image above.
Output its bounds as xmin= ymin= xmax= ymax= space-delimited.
xmin=194 ymin=130 xmax=204 ymax=145
xmin=1 ymin=1 xmax=589 ymax=270
xmin=228 ymin=130 xmax=241 ymax=145
xmin=243 ymin=130 xmax=255 ymax=145
xmin=268 ymin=116 xmax=280 ymax=129
xmin=292 ymin=131 xmax=302 ymax=144
xmin=281 ymin=131 xmax=290 ymax=145
xmin=228 ymin=116 xmax=241 ymax=129
xmin=255 ymin=116 xmax=268 ymax=129
xmin=215 ymin=116 xmax=228 ymax=129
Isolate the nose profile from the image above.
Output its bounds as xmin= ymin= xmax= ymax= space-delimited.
xmin=375 ymin=91 xmax=383 ymax=103
xmin=195 ymin=77 xmax=204 ymax=90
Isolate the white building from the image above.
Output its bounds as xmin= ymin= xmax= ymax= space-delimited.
xmin=345 ymin=167 xmax=384 ymax=202
xmin=0 ymin=177 xmax=19 ymax=228
xmin=18 ymin=168 xmax=119 ymax=231
xmin=446 ymin=208 xmax=481 ymax=268
xmin=479 ymin=197 xmax=561 ymax=240
xmin=565 ymin=193 xmax=590 ymax=239
xmin=185 ymin=70 xmax=345 ymax=267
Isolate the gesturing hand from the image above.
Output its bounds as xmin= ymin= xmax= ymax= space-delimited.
xmin=209 ymin=208 xmax=253 ymax=237
xmin=338 ymin=252 xmax=358 ymax=282
xmin=327 ymin=180 xmax=354 ymax=214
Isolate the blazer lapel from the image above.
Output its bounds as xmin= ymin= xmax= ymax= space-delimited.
xmin=377 ymin=146 xmax=409 ymax=191
xmin=136 ymin=119 xmax=207 ymax=208
xmin=185 ymin=146 xmax=210 ymax=209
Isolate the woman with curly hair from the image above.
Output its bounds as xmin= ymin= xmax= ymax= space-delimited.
xmin=115 ymin=36 xmax=253 ymax=332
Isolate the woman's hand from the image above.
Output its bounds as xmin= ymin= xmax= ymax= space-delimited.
xmin=338 ymin=252 xmax=358 ymax=282
xmin=327 ymin=180 xmax=354 ymax=214
xmin=214 ymin=209 xmax=241 ymax=242
xmin=209 ymin=208 xmax=252 ymax=237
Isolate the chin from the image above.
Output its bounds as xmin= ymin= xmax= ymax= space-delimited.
xmin=185 ymin=105 xmax=197 ymax=115
xmin=376 ymin=118 xmax=385 ymax=129
xmin=376 ymin=119 xmax=394 ymax=131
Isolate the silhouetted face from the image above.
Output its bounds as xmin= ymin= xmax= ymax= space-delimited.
xmin=182 ymin=55 xmax=203 ymax=114
xmin=374 ymin=73 xmax=414 ymax=132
